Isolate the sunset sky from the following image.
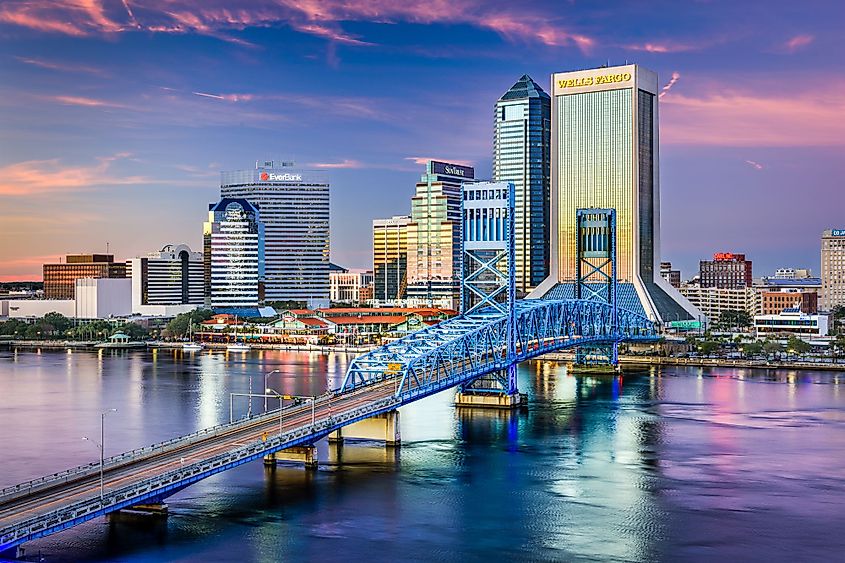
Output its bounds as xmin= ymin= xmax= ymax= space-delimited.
xmin=1 ymin=0 xmax=843 ymax=282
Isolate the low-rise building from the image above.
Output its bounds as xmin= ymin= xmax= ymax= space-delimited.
xmin=760 ymin=289 xmax=818 ymax=316
xmin=329 ymin=268 xmax=374 ymax=304
xmin=679 ymin=285 xmax=757 ymax=325
xmin=754 ymin=308 xmax=829 ymax=337
xmin=43 ymin=254 xmax=126 ymax=300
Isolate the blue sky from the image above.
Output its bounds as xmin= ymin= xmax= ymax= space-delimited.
xmin=0 ymin=0 xmax=843 ymax=280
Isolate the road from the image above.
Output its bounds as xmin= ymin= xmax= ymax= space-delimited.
xmin=0 ymin=379 xmax=398 ymax=534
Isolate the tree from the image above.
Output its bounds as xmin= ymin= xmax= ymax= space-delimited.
xmin=698 ymin=340 xmax=721 ymax=355
xmin=165 ymin=309 xmax=214 ymax=338
xmin=116 ymin=322 xmax=149 ymax=340
xmin=786 ymin=335 xmax=811 ymax=355
xmin=763 ymin=339 xmax=783 ymax=358
xmin=42 ymin=312 xmax=72 ymax=336
xmin=718 ymin=309 xmax=752 ymax=331
xmin=742 ymin=341 xmax=763 ymax=358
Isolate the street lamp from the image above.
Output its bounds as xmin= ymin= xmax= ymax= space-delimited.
xmin=82 ymin=408 xmax=117 ymax=501
xmin=264 ymin=369 xmax=280 ymax=412
xmin=265 ymin=388 xmax=285 ymax=436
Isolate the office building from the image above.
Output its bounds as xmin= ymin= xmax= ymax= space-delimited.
xmin=126 ymin=244 xmax=203 ymax=313
xmin=700 ymin=252 xmax=753 ymax=289
xmin=43 ymin=254 xmax=126 ymax=300
xmin=754 ymin=309 xmax=829 ymax=337
xmin=203 ymin=198 xmax=264 ymax=308
xmin=821 ymin=229 xmax=845 ymax=311
xmin=493 ymin=75 xmax=551 ymax=294
xmin=773 ymin=267 xmax=812 ymax=279
xmin=406 ymin=161 xmax=474 ymax=310
xmin=373 ymin=215 xmax=411 ymax=303
xmin=759 ymin=289 xmax=818 ymax=316
xmin=531 ymin=64 xmax=699 ymax=322
xmin=221 ymin=161 xmax=330 ymax=309
xmin=329 ymin=267 xmax=373 ymax=304
xmin=679 ymin=285 xmax=758 ymax=325
xmin=660 ymin=261 xmax=681 ymax=288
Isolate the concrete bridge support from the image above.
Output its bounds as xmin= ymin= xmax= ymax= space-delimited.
xmin=328 ymin=410 xmax=400 ymax=446
xmin=454 ymin=390 xmax=524 ymax=409
xmin=264 ymin=445 xmax=318 ymax=470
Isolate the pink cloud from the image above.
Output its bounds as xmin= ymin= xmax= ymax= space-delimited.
xmin=0 ymin=154 xmax=154 ymax=196
xmin=626 ymin=42 xmax=693 ymax=53
xmin=404 ymin=156 xmax=474 ymax=166
xmin=659 ymin=71 xmax=681 ymax=98
xmin=15 ymin=56 xmax=105 ymax=75
xmin=309 ymin=159 xmax=365 ymax=169
xmin=784 ymin=34 xmax=813 ymax=52
xmin=0 ymin=1 xmax=595 ymax=51
xmin=745 ymin=160 xmax=764 ymax=170
xmin=661 ymin=77 xmax=845 ymax=146
xmin=48 ymin=95 xmax=124 ymax=108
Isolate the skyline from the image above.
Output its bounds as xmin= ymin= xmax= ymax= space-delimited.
xmin=1 ymin=0 xmax=844 ymax=282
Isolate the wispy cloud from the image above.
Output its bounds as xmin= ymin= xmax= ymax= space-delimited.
xmin=0 ymin=154 xmax=155 ymax=196
xmin=14 ymin=56 xmax=105 ymax=75
xmin=309 ymin=159 xmax=365 ymax=169
xmin=659 ymin=71 xmax=681 ymax=99
xmin=405 ymin=156 xmax=474 ymax=166
xmin=784 ymin=34 xmax=814 ymax=52
xmin=626 ymin=42 xmax=693 ymax=54
xmin=661 ymin=77 xmax=845 ymax=146
xmin=47 ymin=95 xmax=126 ymax=108
xmin=0 ymin=0 xmax=596 ymax=51
xmin=745 ymin=160 xmax=764 ymax=170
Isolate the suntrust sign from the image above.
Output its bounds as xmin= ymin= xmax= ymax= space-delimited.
xmin=557 ymin=72 xmax=632 ymax=89
xmin=259 ymin=171 xmax=302 ymax=182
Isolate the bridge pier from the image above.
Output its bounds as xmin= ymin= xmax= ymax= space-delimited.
xmin=328 ymin=410 xmax=400 ymax=446
xmin=454 ymin=390 xmax=525 ymax=409
xmin=264 ymin=445 xmax=318 ymax=470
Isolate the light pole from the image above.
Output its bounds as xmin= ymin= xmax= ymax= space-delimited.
xmin=82 ymin=408 xmax=117 ymax=501
xmin=265 ymin=388 xmax=285 ymax=436
xmin=264 ymin=369 xmax=280 ymax=412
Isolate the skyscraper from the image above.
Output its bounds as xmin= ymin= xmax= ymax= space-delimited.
xmin=203 ymin=198 xmax=264 ymax=308
xmin=406 ymin=160 xmax=474 ymax=309
xmin=493 ymin=75 xmax=551 ymax=295
xmin=532 ymin=64 xmax=699 ymax=322
xmin=821 ymin=229 xmax=845 ymax=311
xmin=220 ymin=161 xmax=330 ymax=309
xmin=372 ymin=215 xmax=411 ymax=303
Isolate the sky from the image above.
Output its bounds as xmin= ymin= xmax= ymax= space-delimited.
xmin=0 ymin=0 xmax=843 ymax=282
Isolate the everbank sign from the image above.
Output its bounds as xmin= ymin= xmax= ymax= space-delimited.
xmin=259 ymin=171 xmax=302 ymax=182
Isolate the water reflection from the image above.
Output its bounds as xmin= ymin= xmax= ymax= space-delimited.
xmin=1 ymin=350 xmax=844 ymax=561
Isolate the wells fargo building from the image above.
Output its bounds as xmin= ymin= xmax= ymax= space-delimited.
xmin=532 ymin=64 xmax=698 ymax=322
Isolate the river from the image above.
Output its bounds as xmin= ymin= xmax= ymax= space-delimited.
xmin=1 ymin=348 xmax=844 ymax=562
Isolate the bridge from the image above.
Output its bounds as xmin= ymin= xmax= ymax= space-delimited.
xmin=0 ymin=187 xmax=658 ymax=556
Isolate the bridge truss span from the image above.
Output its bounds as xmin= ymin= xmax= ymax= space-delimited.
xmin=342 ymin=298 xmax=656 ymax=397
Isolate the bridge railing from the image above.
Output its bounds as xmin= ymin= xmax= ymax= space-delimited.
xmin=0 ymin=391 xmax=342 ymax=505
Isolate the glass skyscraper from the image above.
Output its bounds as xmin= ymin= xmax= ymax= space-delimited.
xmin=372 ymin=215 xmax=410 ymax=303
xmin=220 ymin=161 xmax=330 ymax=309
xmin=532 ymin=64 xmax=699 ymax=322
xmin=493 ymin=75 xmax=551 ymax=295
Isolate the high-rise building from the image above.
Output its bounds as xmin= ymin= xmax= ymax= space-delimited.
xmin=373 ymin=215 xmax=411 ymax=303
xmin=43 ymin=254 xmax=126 ymax=300
xmin=406 ymin=161 xmax=474 ymax=310
xmin=126 ymin=244 xmax=204 ymax=312
xmin=660 ymin=261 xmax=681 ymax=288
xmin=699 ymin=252 xmax=753 ymax=289
xmin=493 ymin=75 xmax=551 ymax=294
xmin=531 ymin=64 xmax=699 ymax=322
xmin=220 ymin=161 xmax=330 ymax=309
xmin=203 ymin=198 xmax=264 ymax=308
xmin=821 ymin=229 xmax=845 ymax=311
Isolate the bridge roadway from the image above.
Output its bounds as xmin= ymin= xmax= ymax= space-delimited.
xmin=0 ymin=378 xmax=402 ymax=552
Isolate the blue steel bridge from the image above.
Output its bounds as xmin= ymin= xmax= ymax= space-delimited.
xmin=0 ymin=188 xmax=658 ymax=556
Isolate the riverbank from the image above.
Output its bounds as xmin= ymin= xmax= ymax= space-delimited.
xmin=542 ymin=351 xmax=845 ymax=372
xmin=0 ymin=339 xmax=375 ymax=354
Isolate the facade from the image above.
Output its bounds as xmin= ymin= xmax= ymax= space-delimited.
xmin=220 ymin=161 xmax=330 ymax=309
xmin=126 ymin=244 xmax=203 ymax=313
xmin=531 ymin=64 xmax=699 ymax=323
xmin=493 ymin=75 xmax=551 ymax=294
xmin=372 ymin=215 xmax=411 ymax=303
xmin=329 ymin=268 xmax=373 ymax=304
xmin=679 ymin=285 xmax=758 ymax=325
xmin=74 ymin=278 xmax=132 ymax=319
xmin=760 ymin=289 xmax=818 ymax=316
xmin=660 ymin=261 xmax=681 ymax=288
xmin=699 ymin=252 xmax=753 ymax=289
xmin=203 ymin=198 xmax=264 ymax=308
xmin=774 ymin=267 xmax=812 ymax=279
xmin=821 ymin=229 xmax=845 ymax=311
xmin=43 ymin=254 xmax=126 ymax=300
xmin=406 ymin=161 xmax=474 ymax=310
xmin=754 ymin=309 xmax=829 ymax=337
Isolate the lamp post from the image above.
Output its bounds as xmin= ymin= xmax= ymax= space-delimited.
xmin=265 ymin=388 xmax=284 ymax=436
xmin=264 ymin=369 xmax=280 ymax=413
xmin=82 ymin=408 xmax=117 ymax=501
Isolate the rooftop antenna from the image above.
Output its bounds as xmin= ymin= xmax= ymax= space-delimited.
xmin=106 ymin=241 xmax=110 ymax=255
